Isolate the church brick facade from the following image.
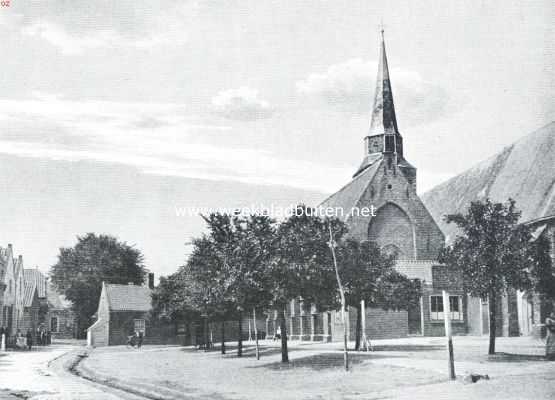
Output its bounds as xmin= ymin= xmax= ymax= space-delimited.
xmin=266 ymin=32 xmax=467 ymax=341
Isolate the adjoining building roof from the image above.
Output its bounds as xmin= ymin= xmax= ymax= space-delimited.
xmin=23 ymin=280 xmax=37 ymax=307
xmin=24 ymin=268 xmax=47 ymax=298
xmin=422 ymin=122 xmax=555 ymax=242
xmin=104 ymin=283 xmax=152 ymax=312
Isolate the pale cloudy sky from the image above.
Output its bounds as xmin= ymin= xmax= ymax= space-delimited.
xmin=0 ymin=0 xmax=553 ymax=276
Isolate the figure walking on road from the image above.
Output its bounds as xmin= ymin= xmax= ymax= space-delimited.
xmin=545 ymin=311 xmax=555 ymax=360
xmin=26 ymin=329 xmax=33 ymax=350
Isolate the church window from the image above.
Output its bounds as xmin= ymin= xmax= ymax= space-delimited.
xmin=430 ymin=295 xmax=463 ymax=321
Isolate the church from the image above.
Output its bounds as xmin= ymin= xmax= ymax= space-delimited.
xmin=266 ymin=32 xmax=468 ymax=341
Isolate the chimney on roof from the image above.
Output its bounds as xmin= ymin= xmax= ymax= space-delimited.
xmin=148 ymin=273 xmax=155 ymax=290
xmin=18 ymin=255 xmax=22 ymax=263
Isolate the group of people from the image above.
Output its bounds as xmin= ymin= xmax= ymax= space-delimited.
xmin=0 ymin=326 xmax=51 ymax=351
xmin=126 ymin=330 xmax=144 ymax=349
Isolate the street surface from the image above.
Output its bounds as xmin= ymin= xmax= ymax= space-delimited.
xmin=0 ymin=341 xmax=146 ymax=400
xmin=0 ymin=337 xmax=553 ymax=399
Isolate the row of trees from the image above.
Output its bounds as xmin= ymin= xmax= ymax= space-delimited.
xmin=151 ymin=206 xmax=421 ymax=363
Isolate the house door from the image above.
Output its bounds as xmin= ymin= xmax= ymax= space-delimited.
xmin=7 ymin=306 xmax=13 ymax=335
xmin=408 ymin=297 xmax=423 ymax=335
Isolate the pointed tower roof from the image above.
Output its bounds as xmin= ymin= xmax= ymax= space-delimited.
xmin=369 ymin=30 xmax=399 ymax=135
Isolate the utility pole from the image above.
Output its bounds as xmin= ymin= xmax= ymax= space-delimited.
xmin=442 ymin=290 xmax=456 ymax=380
xmin=253 ymin=308 xmax=260 ymax=360
xmin=328 ymin=223 xmax=349 ymax=371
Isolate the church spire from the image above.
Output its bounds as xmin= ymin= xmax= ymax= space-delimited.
xmin=369 ymin=29 xmax=399 ymax=136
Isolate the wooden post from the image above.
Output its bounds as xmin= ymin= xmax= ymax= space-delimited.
xmin=328 ymin=223 xmax=348 ymax=371
xmin=265 ymin=317 xmax=269 ymax=340
xmin=361 ymin=300 xmax=370 ymax=352
xmin=310 ymin=313 xmax=315 ymax=341
xmin=1 ymin=333 xmax=5 ymax=352
xmin=248 ymin=320 xmax=252 ymax=341
xmin=442 ymin=290 xmax=456 ymax=380
xmin=299 ymin=313 xmax=304 ymax=341
xmin=253 ymin=308 xmax=260 ymax=360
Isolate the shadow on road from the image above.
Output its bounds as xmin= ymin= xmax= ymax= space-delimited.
xmin=487 ymin=352 xmax=548 ymax=362
xmin=250 ymin=352 xmax=400 ymax=371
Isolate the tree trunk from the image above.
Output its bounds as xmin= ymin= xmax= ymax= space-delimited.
xmin=488 ymin=293 xmax=496 ymax=355
xmin=237 ymin=312 xmax=243 ymax=357
xmin=221 ymin=321 xmax=226 ymax=354
xmin=204 ymin=317 xmax=209 ymax=352
xmin=355 ymin=303 xmax=362 ymax=351
xmin=279 ymin=308 xmax=289 ymax=363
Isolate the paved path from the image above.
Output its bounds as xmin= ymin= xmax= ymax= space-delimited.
xmin=0 ymin=342 xmax=146 ymax=400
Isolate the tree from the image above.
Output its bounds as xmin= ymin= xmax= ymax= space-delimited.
xmin=441 ymin=199 xmax=534 ymax=354
xmin=50 ymin=233 xmax=146 ymax=337
xmin=270 ymin=206 xmax=344 ymax=362
xmin=203 ymin=213 xmax=276 ymax=357
xmin=337 ymin=239 xmax=421 ymax=350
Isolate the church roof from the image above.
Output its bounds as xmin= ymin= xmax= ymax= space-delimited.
xmin=369 ymin=30 xmax=399 ymax=136
xmin=320 ymin=157 xmax=382 ymax=221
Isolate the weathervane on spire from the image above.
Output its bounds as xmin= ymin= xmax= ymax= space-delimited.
xmin=379 ymin=19 xmax=385 ymax=37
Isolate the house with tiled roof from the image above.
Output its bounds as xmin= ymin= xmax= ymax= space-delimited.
xmin=22 ymin=278 xmax=40 ymax=333
xmin=87 ymin=281 xmax=154 ymax=347
xmin=0 ymin=244 xmax=25 ymax=335
xmin=23 ymin=268 xmax=76 ymax=338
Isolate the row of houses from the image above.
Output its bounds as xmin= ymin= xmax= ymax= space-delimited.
xmin=0 ymin=243 xmax=76 ymax=339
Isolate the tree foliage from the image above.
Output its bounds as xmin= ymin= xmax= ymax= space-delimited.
xmin=50 ymin=233 xmax=146 ymax=337
xmin=337 ymin=239 xmax=420 ymax=349
xmin=441 ymin=198 xmax=534 ymax=354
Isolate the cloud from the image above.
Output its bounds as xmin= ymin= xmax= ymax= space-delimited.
xmin=0 ymin=94 xmax=347 ymax=192
xmin=211 ymin=87 xmax=274 ymax=121
xmin=297 ymin=58 xmax=449 ymax=126
xmin=21 ymin=22 xmax=121 ymax=55
xmin=16 ymin=1 xmax=197 ymax=54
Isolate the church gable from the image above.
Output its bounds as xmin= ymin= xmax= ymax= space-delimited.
xmin=320 ymin=30 xmax=444 ymax=262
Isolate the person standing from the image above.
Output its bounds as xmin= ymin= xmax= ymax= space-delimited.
xmin=26 ymin=329 xmax=33 ymax=350
xmin=138 ymin=331 xmax=143 ymax=349
xmin=545 ymin=311 xmax=555 ymax=361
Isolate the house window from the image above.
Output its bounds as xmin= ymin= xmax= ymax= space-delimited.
xmin=51 ymin=317 xmax=58 ymax=332
xmin=430 ymin=295 xmax=463 ymax=321
xmin=134 ymin=319 xmax=146 ymax=336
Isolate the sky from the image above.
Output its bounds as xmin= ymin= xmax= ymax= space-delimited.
xmin=0 ymin=0 xmax=553 ymax=277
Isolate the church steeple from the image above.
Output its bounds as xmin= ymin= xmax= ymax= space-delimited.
xmin=355 ymin=30 xmax=413 ymax=180
xmin=369 ymin=29 xmax=399 ymax=136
